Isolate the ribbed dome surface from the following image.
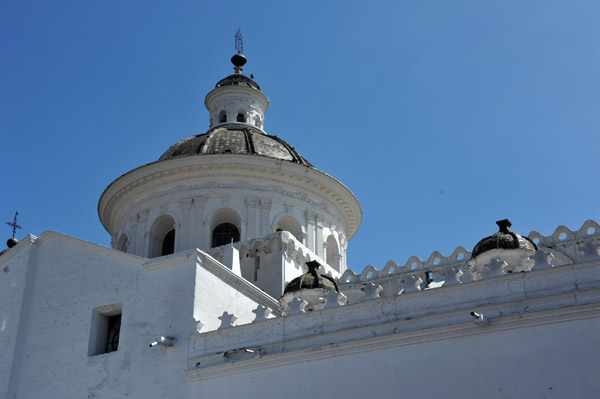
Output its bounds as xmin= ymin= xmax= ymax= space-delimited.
xmin=283 ymin=261 xmax=339 ymax=294
xmin=159 ymin=124 xmax=311 ymax=166
xmin=470 ymin=219 xmax=538 ymax=259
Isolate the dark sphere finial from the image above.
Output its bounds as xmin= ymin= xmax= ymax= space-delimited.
xmin=231 ymin=53 xmax=247 ymax=67
xmin=7 ymin=237 xmax=18 ymax=248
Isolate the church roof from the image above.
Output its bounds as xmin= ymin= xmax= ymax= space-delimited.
xmin=159 ymin=123 xmax=312 ymax=166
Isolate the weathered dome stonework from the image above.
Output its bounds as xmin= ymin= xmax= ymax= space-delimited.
xmin=283 ymin=261 xmax=339 ymax=294
xmin=159 ymin=124 xmax=311 ymax=166
xmin=470 ymin=219 xmax=538 ymax=259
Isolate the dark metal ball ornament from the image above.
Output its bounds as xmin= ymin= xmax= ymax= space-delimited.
xmin=231 ymin=53 xmax=247 ymax=67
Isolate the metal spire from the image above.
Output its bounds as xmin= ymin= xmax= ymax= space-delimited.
xmin=6 ymin=211 xmax=23 ymax=238
xmin=235 ymin=28 xmax=243 ymax=54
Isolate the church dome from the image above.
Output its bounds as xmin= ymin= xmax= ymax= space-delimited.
xmin=283 ymin=261 xmax=339 ymax=294
xmin=470 ymin=219 xmax=538 ymax=259
xmin=215 ymin=73 xmax=261 ymax=91
xmin=159 ymin=123 xmax=312 ymax=166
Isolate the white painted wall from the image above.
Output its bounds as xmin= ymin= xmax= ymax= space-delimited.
xmin=2 ymin=228 xmax=600 ymax=398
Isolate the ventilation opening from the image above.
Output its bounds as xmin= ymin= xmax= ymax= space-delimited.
xmin=88 ymin=303 xmax=122 ymax=356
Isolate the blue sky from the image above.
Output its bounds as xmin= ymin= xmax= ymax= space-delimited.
xmin=1 ymin=1 xmax=599 ymax=272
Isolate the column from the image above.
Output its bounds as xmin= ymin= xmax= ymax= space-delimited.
xmin=305 ymin=211 xmax=317 ymax=253
xmin=246 ymin=197 xmax=259 ymax=238
xmin=179 ymin=199 xmax=193 ymax=251
xmin=193 ymin=196 xmax=207 ymax=249
xmin=259 ymin=199 xmax=272 ymax=236
xmin=135 ymin=209 xmax=149 ymax=256
xmin=315 ymin=215 xmax=324 ymax=258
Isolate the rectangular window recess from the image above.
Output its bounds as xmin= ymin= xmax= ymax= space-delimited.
xmin=88 ymin=303 xmax=122 ymax=356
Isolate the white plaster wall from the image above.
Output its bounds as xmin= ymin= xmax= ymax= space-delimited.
xmin=113 ymin=183 xmax=348 ymax=271
xmin=213 ymin=232 xmax=340 ymax=299
xmin=193 ymin=260 xmax=266 ymax=331
xmin=100 ymin=154 xmax=360 ymax=272
xmin=205 ymin=84 xmax=269 ymax=131
xmin=186 ymin=316 xmax=600 ymax=399
xmin=4 ymin=232 xmax=600 ymax=398
xmin=0 ymin=239 xmax=33 ymax=398
xmin=1 ymin=232 xmax=280 ymax=398
xmin=4 ymin=233 xmax=199 ymax=399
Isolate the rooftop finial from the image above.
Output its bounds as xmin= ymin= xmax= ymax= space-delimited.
xmin=496 ymin=219 xmax=512 ymax=234
xmin=231 ymin=29 xmax=247 ymax=74
xmin=5 ymin=211 xmax=22 ymax=249
xmin=6 ymin=211 xmax=23 ymax=239
xmin=234 ymin=28 xmax=243 ymax=54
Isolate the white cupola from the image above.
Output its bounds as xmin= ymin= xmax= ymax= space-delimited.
xmin=205 ymin=52 xmax=269 ymax=131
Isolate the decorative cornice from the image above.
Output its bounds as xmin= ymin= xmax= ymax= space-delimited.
xmin=187 ymin=294 xmax=600 ymax=381
xmin=98 ymin=157 xmax=361 ymax=239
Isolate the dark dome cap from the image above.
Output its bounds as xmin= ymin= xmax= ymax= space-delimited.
xmin=470 ymin=219 xmax=538 ymax=259
xmin=283 ymin=261 xmax=339 ymax=294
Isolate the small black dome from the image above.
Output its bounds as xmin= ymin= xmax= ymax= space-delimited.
xmin=283 ymin=261 xmax=339 ymax=294
xmin=159 ymin=124 xmax=311 ymax=166
xmin=470 ymin=219 xmax=538 ymax=259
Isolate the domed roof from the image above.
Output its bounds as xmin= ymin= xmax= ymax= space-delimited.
xmin=283 ymin=261 xmax=339 ymax=294
xmin=215 ymin=73 xmax=261 ymax=91
xmin=159 ymin=124 xmax=312 ymax=166
xmin=470 ymin=219 xmax=538 ymax=259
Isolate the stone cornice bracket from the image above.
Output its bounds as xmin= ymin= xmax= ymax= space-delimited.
xmin=194 ymin=196 xmax=208 ymax=209
xmin=180 ymin=198 xmax=194 ymax=210
xmin=246 ymin=197 xmax=259 ymax=209
xmin=284 ymin=203 xmax=294 ymax=214
xmin=138 ymin=209 xmax=150 ymax=223
xmin=259 ymin=199 xmax=272 ymax=211
xmin=306 ymin=211 xmax=317 ymax=224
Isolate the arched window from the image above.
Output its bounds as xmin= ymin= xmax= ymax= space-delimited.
xmin=219 ymin=110 xmax=227 ymax=123
xmin=275 ymin=215 xmax=302 ymax=241
xmin=254 ymin=115 xmax=261 ymax=127
xmin=149 ymin=215 xmax=176 ymax=258
xmin=325 ymin=235 xmax=341 ymax=272
xmin=162 ymin=229 xmax=175 ymax=256
xmin=237 ymin=112 xmax=246 ymax=123
xmin=212 ymin=223 xmax=240 ymax=247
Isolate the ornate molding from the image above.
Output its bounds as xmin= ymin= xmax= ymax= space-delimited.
xmin=259 ymin=199 xmax=272 ymax=211
xmin=138 ymin=209 xmax=149 ymax=223
xmin=246 ymin=197 xmax=259 ymax=209
xmin=180 ymin=198 xmax=194 ymax=210
xmin=194 ymin=196 xmax=207 ymax=209
xmin=284 ymin=203 xmax=294 ymax=215
xmin=127 ymin=182 xmax=337 ymax=220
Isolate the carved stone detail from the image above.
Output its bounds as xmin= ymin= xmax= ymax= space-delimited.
xmin=246 ymin=197 xmax=259 ymax=209
xmin=284 ymin=203 xmax=294 ymax=214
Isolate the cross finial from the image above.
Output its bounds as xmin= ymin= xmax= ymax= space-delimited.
xmin=6 ymin=211 xmax=23 ymax=238
xmin=235 ymin=28 xmax=243 ymax=54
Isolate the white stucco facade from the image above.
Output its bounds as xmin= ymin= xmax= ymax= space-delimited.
xmin=2 ymin=52 xmax=600 ymax=398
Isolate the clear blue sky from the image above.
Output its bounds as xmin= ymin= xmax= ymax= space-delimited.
xmin=1 ymin=1 xmax=599 ymax=272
